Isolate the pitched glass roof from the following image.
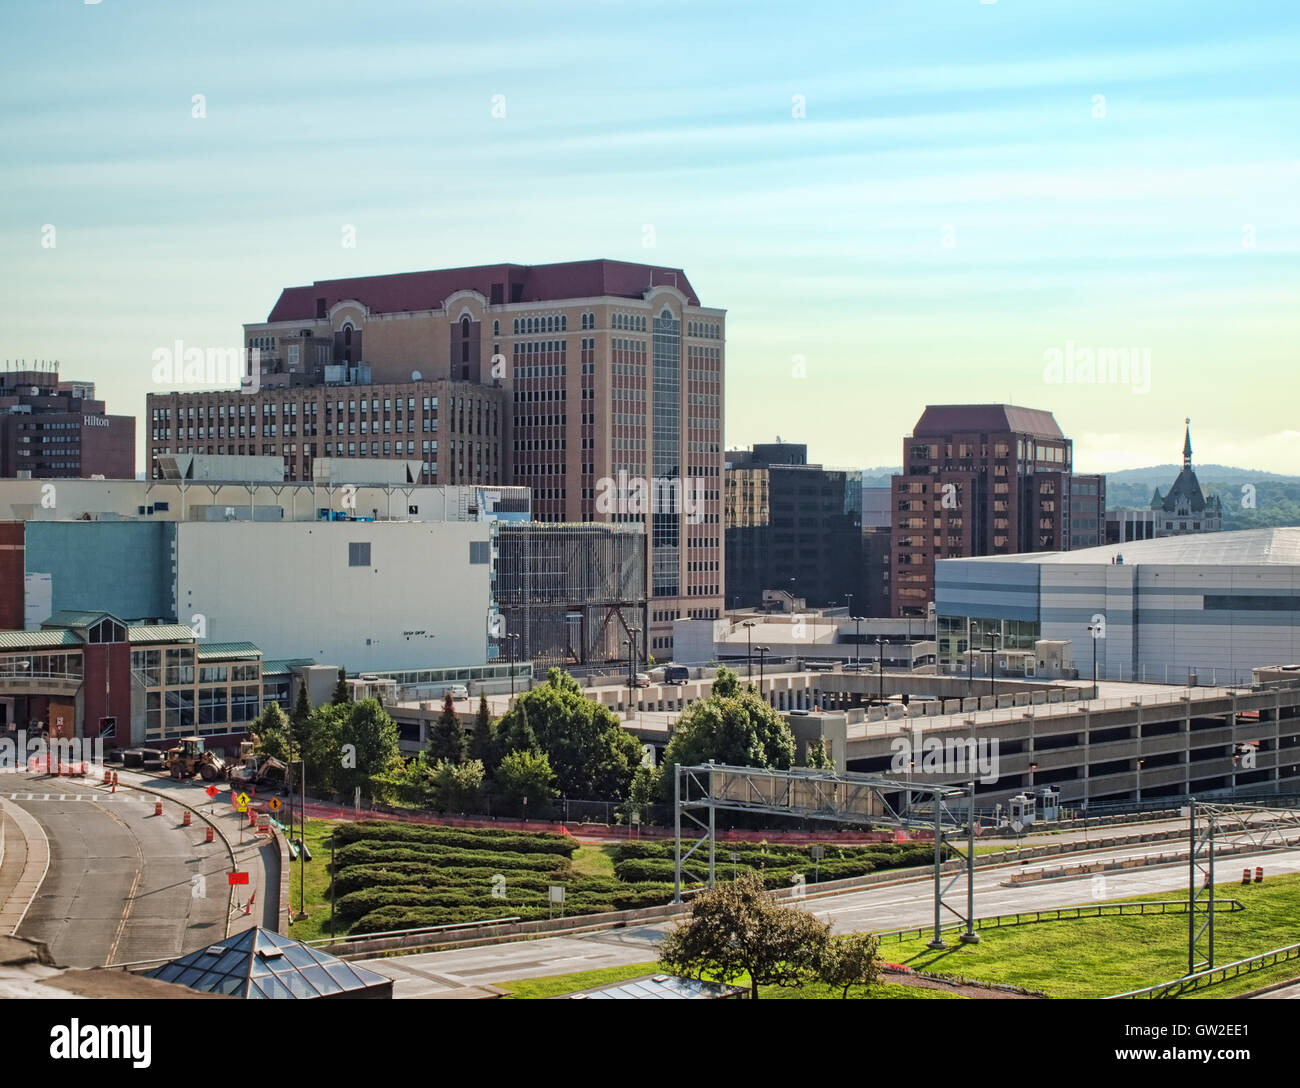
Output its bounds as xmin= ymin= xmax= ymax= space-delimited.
xmin=143 ymin=927 xmax=391 ymax=999
xmin=563 ymin=974 xmax=746 ymax=1000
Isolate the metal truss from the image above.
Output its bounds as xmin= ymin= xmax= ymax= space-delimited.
xmin=1188 ymin=800 xmax=1300 ymax=974
xmin=673 ymin=763 xmax=979 ymax=949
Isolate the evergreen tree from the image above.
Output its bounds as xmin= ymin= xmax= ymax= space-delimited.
xmin=428 ymin=691 xmax=467 ymax=764
xmin=469 ymin=694 xmax=495 ymax=766
xmin=331 ymin=667 xmax=351 ymax=706
xmin=500 ymin=700 xmax=537 ymax=756
xmin=291 ymin=683 xmax=311 ymax=735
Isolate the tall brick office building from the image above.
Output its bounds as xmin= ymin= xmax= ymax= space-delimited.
xmin=0 ymin=365 xmax=134 ymax=479
xmin=890 ymin=404 xmax=1105 ymax=617
xmin=146 ymin=259 xmax=725 ymax=658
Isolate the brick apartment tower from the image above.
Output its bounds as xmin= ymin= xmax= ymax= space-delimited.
xmin=1 ymin=365 xmax=134 ymax=479
xmin=890 ymin=404 xmax=1099 ymax=618
xmin=145 ymin=260 xmax=725 ymax=659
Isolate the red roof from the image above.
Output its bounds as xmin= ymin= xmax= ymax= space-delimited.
xmin=912 ymin=404 xmax=1064 ymax=440
xmin=266 ymin=260 xmax=699 ymax=322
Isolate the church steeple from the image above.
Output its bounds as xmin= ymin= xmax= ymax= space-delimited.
xmin=1183 ymin=418 xmax=1193 ymax=469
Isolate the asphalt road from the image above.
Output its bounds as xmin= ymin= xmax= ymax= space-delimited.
xmin=7 ymin=772 xmax=234 ymax=968
xmin=352 ymin=840 xmax=1300 ymax=997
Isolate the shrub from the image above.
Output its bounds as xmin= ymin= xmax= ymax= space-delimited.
xmin=332 ymin=821 xmax=576 ymax=856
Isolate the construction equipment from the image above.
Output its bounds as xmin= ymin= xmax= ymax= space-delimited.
xmin=229 ymin=752 xmax=289 ymax=793
xmin=167 ymin=737 xmax=226 ymax=782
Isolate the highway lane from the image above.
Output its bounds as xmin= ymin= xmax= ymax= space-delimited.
xmin=9 ymin=773 xmax=233 ymax=968
xmin=353 ymin=840 xmax=1300 ymax=997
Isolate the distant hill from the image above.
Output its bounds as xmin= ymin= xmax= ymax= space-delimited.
xmin=1105 ymin=466 xmax=1300 ymax=531
xmin=846 ymin=463 xmax=1300 ymax=529
xmin=1105 ymin=464 xmax=1298 ymax=485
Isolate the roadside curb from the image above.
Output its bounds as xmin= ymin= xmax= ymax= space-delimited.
xmin=103 ymin=775 xmax=244 ymax=939
xmin=0 ymin=794 xmax=49 ymax=936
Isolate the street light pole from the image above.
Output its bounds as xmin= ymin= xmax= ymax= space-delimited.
xmin=854 ymin=616 xmax=861 ymax=671
xmin=624 ymin=637 xmax=633 ymax=712
xmin=742 ymin=620 xmax=755 ymax=684
xmin=988 ymin=632 xmax=1002 ymax=704
xmin=876 ymin=636 xmax=884 ymax=704
xmin=1086 ymin=620 xmax=1101 ymax=696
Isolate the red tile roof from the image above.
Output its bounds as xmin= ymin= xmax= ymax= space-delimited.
xmin=912 ymin=404 xmax=1064 ymax=439
xmin=266 ymin=260 xmax=699 ymax=322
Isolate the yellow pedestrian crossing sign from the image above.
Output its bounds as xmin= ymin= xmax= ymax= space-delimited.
xmin=267 ymin=797 xmax=282 ymax=812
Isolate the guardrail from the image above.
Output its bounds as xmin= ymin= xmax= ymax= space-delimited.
xmin=303 ymin=916 xmax=521 ymax=949
xmin=874 ymin=899 xmax=1245 ymax=945
xmin=1106 ymin=941 xmax=1300 ymax=999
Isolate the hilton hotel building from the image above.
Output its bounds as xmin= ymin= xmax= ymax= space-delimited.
xmin=146 ymin=260 xmax=725 ymax=658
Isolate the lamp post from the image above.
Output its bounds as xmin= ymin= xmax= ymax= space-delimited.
xmin=853 ymin=616 xmax=862 ymax=671
xmin=624 ymin=637 xmax=634 ymax=714
xmin=988 ymin=631 xmax=1002 ymax=705
xmin=756 ymin=646 xmax=771 ymax=695
xmin=742 ymin=620 xmax=756 ymax=684
xmin=1086 ymin=620 xmax=1102 ymax=695
xmin=507 ymin=633 xmax=520 ymax=698
xmin=875 ymin=636 xmax=885 ymax=704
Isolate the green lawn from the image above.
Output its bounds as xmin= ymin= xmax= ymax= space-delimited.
xmin=284 ymin=818 xmax=348 ymax=943
xmin=885 ymin=873 xmax=1300 ymax=998
xmin=570 ymin=844 xmax=617 ymax=879
xmin=495 ymin=961 xmax=963 ymax=999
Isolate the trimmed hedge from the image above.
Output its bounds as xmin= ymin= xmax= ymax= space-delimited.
xmin=334 ymin=841 xmax=571 ymax=873
xmin=333 ymin=821 xmax=576 ymax=856
xmin=333 ymin=865 xmax=569 ymax=898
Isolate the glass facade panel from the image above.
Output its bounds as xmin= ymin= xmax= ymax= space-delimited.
xmin=652 ymin=307 xmax=680 ymax=596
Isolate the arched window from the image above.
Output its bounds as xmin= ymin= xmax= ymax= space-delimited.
xmin=461 ymin=315 xmax=471 ymax=364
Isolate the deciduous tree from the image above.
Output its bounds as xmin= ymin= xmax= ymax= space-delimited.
xmin=658 ymin=871 xmax=829 ymax=999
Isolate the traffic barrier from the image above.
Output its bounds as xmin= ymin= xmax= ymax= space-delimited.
xmin=1242 ymin=868 xmax=1252 ymax=885
xmin=205 ymin=825 xmax=215 ymax=844
xmin=243 ymin=891 xmax=256 ymax=917
xmin=103 ymin=769 xmax=112 ymax=784
xmin=182 ymin=810 xmax=192 ymax=827
xmin=154 ymin=799 xmax=163 ymax=817
xmin=248 ymin=809 xmax=257 ymax=825
xmin=1255 ymin=866 xmax=1264 ymax=883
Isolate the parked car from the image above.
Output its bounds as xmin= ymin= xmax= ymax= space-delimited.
xmin=447 ymin=684 xmax=470 ymax=700
xmin=633 ymin=673 xmax=652 ymax=688
xmin=662 ymin=665 xmax=690 ymax=684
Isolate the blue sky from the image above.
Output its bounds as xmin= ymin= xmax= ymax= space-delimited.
xmin=2 ymin=0 xmax=1297 ymax=476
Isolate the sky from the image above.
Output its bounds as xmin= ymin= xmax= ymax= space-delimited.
xmin=2 ymin=0 xmax=1298 ymax=477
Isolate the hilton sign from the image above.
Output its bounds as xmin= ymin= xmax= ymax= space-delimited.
xmin=82 ymin=415 xmax=110 ymax=428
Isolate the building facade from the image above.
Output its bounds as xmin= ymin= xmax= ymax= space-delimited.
xmin=1149 ymin=424 xmax=1223 ymax=536
xmin=0 ymin=611 xmax=264 ymax=753
xmin=1 ymin=365 xmax=134 ymax=479
xmin=725 ymin=442 xmax=861 ymax=610
xmin=890 ymin=404 xmax=1088 ymax=618
xmin=934 ymin=528 xmax=1300 ymax=687
xmin=146 ymin=260 xmax=724 ymax=660
xmin=1066 ymin=473 xmax=1107 ymax=550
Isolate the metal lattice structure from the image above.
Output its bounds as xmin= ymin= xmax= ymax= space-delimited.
xmin=494 ymin=523 xmax=647 ymax=668
xmin=1187 ymin=800 xmax=1300 ymax=974
xmin=673 ymin=763 xmax=979 ymax=949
